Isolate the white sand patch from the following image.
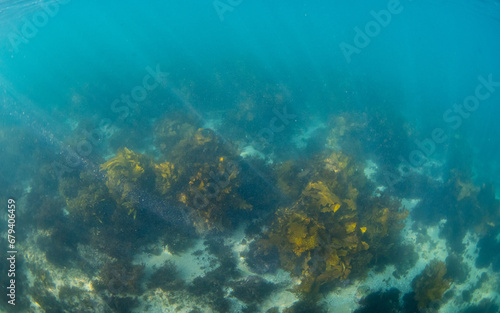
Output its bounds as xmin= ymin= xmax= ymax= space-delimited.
xmin=293 ymin=121 xmax=326 ymax=149
xmin=364 ymin=159 xmax=378 ymax=182
xmin=133 ymin=288 xmax=218 ymax=313
xmin=20 ymin=229 xmax=110 ymax=312
xmin=203 ymin=117 xmax=222 ymax=130
xmin=401 ymin=198 xmax=420 ymax=212
xmin=240 ymin=145 xmax=266 ymax=160
xmin=438 ymin=232 xmax=500 ymax=313
xmin=226 ymin=226 xmax=298 ymax=312
xmin=134 ymin=239 xmax=218 ymax=284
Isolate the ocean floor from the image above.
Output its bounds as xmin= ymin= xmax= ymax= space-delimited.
xmin=14 ymin=204 xmax=499 ymax=313
xmin=10 ymin=156 xmax=500 ymax=313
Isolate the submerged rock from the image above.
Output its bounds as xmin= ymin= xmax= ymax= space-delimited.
xmin=244 ymin=240 xmax=280 ymax=275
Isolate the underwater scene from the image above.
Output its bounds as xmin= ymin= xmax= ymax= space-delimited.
xmin=1 ymin=0 xmax=500 ymax=312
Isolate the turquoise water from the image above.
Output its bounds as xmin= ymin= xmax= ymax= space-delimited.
xmin=1 ymin=1 xmax=500 ymax=312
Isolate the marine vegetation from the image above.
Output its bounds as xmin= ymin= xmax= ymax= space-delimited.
xmin=59 ymin=170 xmax=115 ymax=226
xmin=153 ymin=111 xmax=201 ymax=156
xmin=57 ymin=148 xmax=192 ymax=259
xmin=100 ymin=147 xmax=159 ymax=219
xmin=462 ymin=299 xmax=500 ymax=313
xmin=451 ymin=173 xmax=500 ymax=236
xmin=48 ymin=109 xmax=415 ymax=310
xmin=411 ymin=260 xmax=452 ymax=309
xmin=411 ymin=138 xmax=500 ymax=254
xmin=476 ymin=229 xmax=500 ymax=271
xmin=187 ymin=240 xmax=240 ymax=313
xmin=229 ymin=275 xmax=276 ymax=304
xmin=275 ymin=160 xmax=310 ymax=198
xmin=353 ymin=288 xmax=420 ymax=313
xmin=57 ymin=120 xmax=264 ymax=265
xmin=93 ymin=260 xmax=145 ymax=296
xmin=91 ymin=261 xmax=144 ymax=312
xmin=255 ymin=151 xmax=408 ymax=295
xmin=155 ymin=124 xmax=254 ymax=230
xmin=243 ymin=240 xmax=281 ymax=275
xmin=147 ymin=260 xmax=184 ymax=292
xmin=282 ymin=299 xmax=327 ymax=313
xmin=354 ymin=288 xmax=402 ymax=313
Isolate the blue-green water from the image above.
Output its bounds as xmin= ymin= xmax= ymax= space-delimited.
xmin=1 ymin=1 xmax=500 ymax=312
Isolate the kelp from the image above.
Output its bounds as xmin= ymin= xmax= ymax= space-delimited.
xmin=154 ymin=111 xmax=200 ymax=155
xmin=178 ymin=150 xmax=252 ymax=231
xmin=412 ymin=260 xmax=452 ymax=309
xmin=154 ymin=161 xmax=179 ymax=195
xmin=99 ymin=147 xmax=156 ymax=219
xmin=260 ymin=150 xmax=407 ymax=295
xmin=59 ymin=171 xmax=114 ymax=225
xmin=100 ymin=126 xmax=253 ymax=231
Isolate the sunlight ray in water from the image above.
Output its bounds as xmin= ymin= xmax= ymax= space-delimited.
xmin=0 ymin=1 xmax=499 ymax=312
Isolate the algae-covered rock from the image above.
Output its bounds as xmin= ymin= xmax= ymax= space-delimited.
xmin=412 ymin=260 xmax=452 ymax=309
